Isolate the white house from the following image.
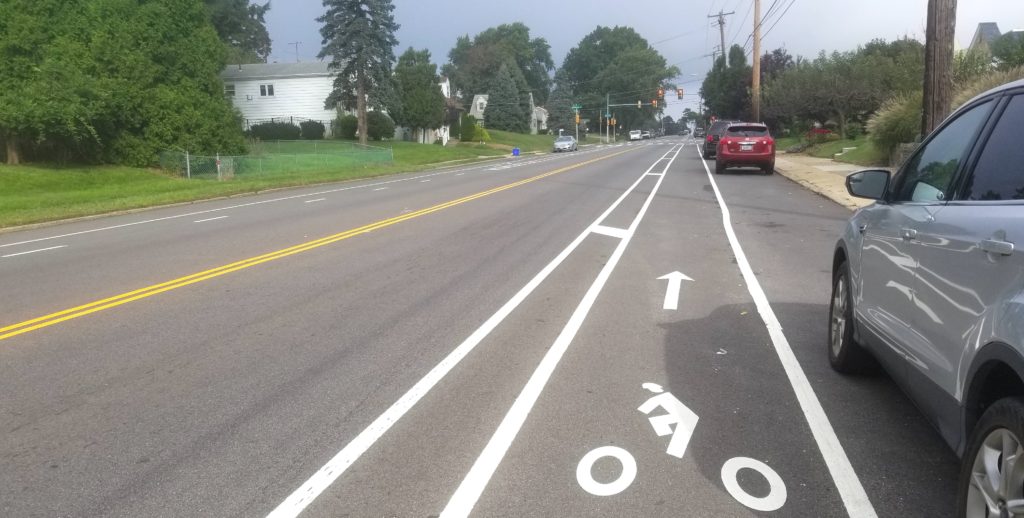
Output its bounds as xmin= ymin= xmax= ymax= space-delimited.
xmin=469 ymin=94 xmax=489 ymax=124
xmin=221 ymin=62 xmax=337 ymax=134
xmin=466 ymin=92 xmax=548 ymax=134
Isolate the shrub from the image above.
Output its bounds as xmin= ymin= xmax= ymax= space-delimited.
xmin=475 ymin=127 xmax=492 ymax=143
xmin=249 ymin=121 xmax=301 ymax=141
xmin=300 ymin=120 xmax=326 ymax=140
xmin=366 ymin=111 xmax=395 ymax=141
xmin=334 ymin=115 xmax=357 ymax=140
xmin=460 ymin=114 xmax=477 ymax=141
xmin=952 ymin=65 xmax=1024 ymax=108
xmin=867 ymin=91 xmax=923 ymax=157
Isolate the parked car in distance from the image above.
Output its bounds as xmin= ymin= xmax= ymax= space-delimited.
xmin=552 ymin=135 xmax=578 ymax=152
xmin=701 ymin=119 xmax=738 ymax=158
xmin=829 ymin=78 xmax=1024 ymax=517
xmin=629 ymin=130 xmax=642 ymax=141
xmin=694 ymin=127 xmax=706 ymax=138
xmin=714 ymin=123 xmax=775 ymax=175
xmin=641 ymin=131 xmax=652 ymax=139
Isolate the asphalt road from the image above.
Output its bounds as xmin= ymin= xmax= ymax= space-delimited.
xmin=0 ymin=138 xmax=959 ymax=517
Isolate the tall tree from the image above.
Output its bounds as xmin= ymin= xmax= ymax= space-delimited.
xmin=205 ymin=0 xmax=272 ymax=63
xmin=991 ymin=33 xmax=1024 ymax=70
xmin=393 ymin=48 xmax=445 ymax=143
xmin=701 ymin=45 xmax=752 ymax=121
xmin=318 ymin=0 xmax=399 ymax=145
xmin=545 ymin=70 xmax=575 ymax=135
xmin=0 ymin=0 xmax=244 ymax=165
xmin=445 ymin=23 xmax=553 ymax=105
xmin=484 ymin=62 xmax=528 ymax=133
xmin=562 ymin=26 xmax=678 ymax=132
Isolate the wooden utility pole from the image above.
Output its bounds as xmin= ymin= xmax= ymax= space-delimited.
xmin=922 ymin=0 xmax=957 ymax=135
xmin=708 ymin=10 xmax=735 ymax=64
xmin=752 ymin=0 xmax=762 ymax=122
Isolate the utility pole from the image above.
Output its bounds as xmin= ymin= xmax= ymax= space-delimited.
xmin=708 ymin=10 xmax=735 ymax=63
xmin=289 ymin=41 xmax=302 ymax=63
xmin=922 ymin=0 xmax=957 ymax=135
xmin=752 ymin=0 xmax=762 ymax=122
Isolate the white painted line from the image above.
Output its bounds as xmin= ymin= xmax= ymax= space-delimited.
xmin=645 ymin=172 xmax=665 ymax=176
xmin=1 ymin=245 xmax=67 ymax=258
xmin=193 ymin=216 xmax=229 ymax=223
xmin=265 ymin=145 xmax=653 ymax=518
xmin=657 ymin=271 xmax=694 ymax=310
xmin=455 ymin=173 xmax=465 ymax=176
xmin=589 ymin=224 xmax=628 ymax=239
xmin=440 ymin=144 xmax=683 ymax=518
xmin=697 ymin=145 xmax=877 ymax=517
xmin=420 ymin=179 xmax=431 ymax=183
xmin=304 ymin=198 xmax=326 ymax=204
xmin=373 ymin=187 xmax=388 ymax=191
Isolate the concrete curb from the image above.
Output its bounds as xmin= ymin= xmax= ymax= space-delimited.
xmin=774 ymin=157 xmax=872 ymax=212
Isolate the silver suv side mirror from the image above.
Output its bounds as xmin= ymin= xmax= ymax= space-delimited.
xmin=846 ymin=169 xmax=891 ymax=200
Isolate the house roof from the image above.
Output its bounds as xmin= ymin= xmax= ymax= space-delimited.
xmin=971 ymin=22 xmax=1002 ymax=49
xmin=221 ymin=62 xmax=332 ymax=81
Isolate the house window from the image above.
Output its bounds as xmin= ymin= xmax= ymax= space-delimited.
xmin=260 ymin=84 xmax=275 ymax=97
xmin=478 ymin=101 xmax=485 ymax=111
xmin=224 ymin=84 xmax=236 ymax=98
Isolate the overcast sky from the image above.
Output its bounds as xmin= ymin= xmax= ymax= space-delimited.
xmin=264 ymin=0 xmax=1024 ymax=118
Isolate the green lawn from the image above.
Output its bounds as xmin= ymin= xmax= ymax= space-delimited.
xmin=484 ymin=129 xmax=558 ymax=153
xmin=0 ymin=141 xmax=509 ymax=228
xmin=776 ymin=135 xmax=888 ymax=167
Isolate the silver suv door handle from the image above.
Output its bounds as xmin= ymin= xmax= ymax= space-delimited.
xmin=901 ymin=228 xmax=918 ymax=241
xmin=980 ymin=239 xmax=1015 ymax=256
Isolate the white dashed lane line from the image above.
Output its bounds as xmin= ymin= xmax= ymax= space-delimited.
xmin=1 ymin=245 xmax=68 ymax=259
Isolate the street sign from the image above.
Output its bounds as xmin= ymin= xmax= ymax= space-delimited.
xmin=571 ymin=104 xmax=582 ymax=110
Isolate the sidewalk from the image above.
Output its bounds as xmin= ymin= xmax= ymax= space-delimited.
xmin=773 ymin=153 xmax=877 ymax=211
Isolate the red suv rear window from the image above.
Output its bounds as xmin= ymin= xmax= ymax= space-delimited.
xmin=726 ymin=126 xmax=769 ymax=137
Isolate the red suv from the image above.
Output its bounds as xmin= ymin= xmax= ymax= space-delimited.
xmin=714 ymin=123 xmax=775 ymax=175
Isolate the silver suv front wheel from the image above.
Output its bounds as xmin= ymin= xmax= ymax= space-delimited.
xmin=960 ymin=398 xmax=1024 ymax=517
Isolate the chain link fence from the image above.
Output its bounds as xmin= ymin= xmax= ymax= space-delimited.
xmin=158 ymin=140 xmax=393 ymax=180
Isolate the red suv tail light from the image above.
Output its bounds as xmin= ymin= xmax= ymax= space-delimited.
xmin=706 ymin=135 xmax=714 ymax=143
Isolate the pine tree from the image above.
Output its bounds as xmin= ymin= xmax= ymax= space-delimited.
xmin=393 ymin=48 xmax=445 ymax=143
xmin=317 ymin=0 xmax=399 ymax=145
xmin=484 ymin=62 xmax=528 ymax=133
xmin=546 ymin=70 xmax=575 ymax=135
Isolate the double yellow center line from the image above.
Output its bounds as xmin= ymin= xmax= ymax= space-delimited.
xmin=0 ymin=150 xmax=631 ymax=342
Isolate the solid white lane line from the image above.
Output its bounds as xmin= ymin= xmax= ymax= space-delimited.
xmin=373 ymin=187 xmax=388 ymax=191
xmin=1 ymin=245 xmax=67 ymax=258
xmin=304 ymin=198 xmax=326 ymax=204
xmin=265 ymin=145 xmax=669 ymax=518
xmin=420 ymin=179 xmax=432 ymax=183
xmin=440 ymin=145 xmax=683 ymax=518
xmin=697 ymin=145 xmax=877 ymax=517
xmin=589 ymin=225 xmax=629 ymax=239
xmin=193 ymin=216 xmax=229 ymax=223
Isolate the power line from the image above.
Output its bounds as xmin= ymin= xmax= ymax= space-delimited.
xmin=761 ymin=0 xmax=798 ymax=41
xmin=728 ymin=1 xmax=754 ymax=50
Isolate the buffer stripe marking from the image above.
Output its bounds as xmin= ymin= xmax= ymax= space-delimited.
xmin=696 ymin=144 xmax=877 ymax=517
xmin=590 ymin=225 xmax=629 ymax=239
xmin=194 ymin=216 xmax=229 ymax=223
xmin=0 ymin=150 xmax=633 ymax=342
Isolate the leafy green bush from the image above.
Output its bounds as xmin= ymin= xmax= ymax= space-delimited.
xmin=300 ymin=120 xmax=325 ymax=140
xmin=334 ymin=115 xmax=357 ymax=140
xmin=867 ymin=91 xmax=922 ymax=157
xmin=249 ymin=121 xmax=301 ymax=141
xmin=460 ymin=114 xmax=477 ymax=141
xmin=366 ymin=111 xmax=395 ymax=141
xmin=475 ymin=127 xmax=492 ymax=143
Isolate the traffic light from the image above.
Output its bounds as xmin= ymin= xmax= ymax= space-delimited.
xmin=676 ymin=88 xmax=684 ymax=100
xmin=652 ymin=99 xmax=658 ymax=108
xmin=657 ymin=87 xmax=665 ymax=99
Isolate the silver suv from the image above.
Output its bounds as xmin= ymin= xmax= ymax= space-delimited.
xmin=831 ymin=79 xmax=1024 ymax=517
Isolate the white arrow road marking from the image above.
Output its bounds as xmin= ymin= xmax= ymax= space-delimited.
xmin=658 ymin=271 xmax=694 ymax=310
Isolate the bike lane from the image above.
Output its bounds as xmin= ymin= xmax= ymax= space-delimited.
xmin=462 ymin=143 xmax=857 ymax=516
